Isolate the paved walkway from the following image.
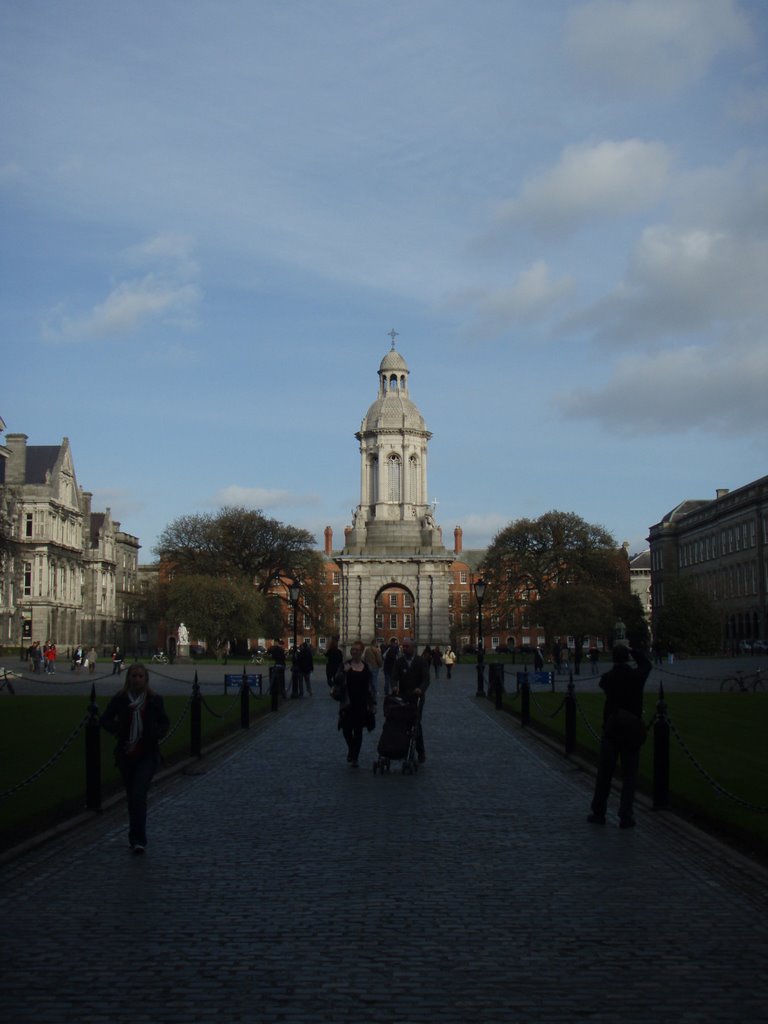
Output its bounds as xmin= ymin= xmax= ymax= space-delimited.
xmin=3 ymin=666 xmax=767 ymax=1023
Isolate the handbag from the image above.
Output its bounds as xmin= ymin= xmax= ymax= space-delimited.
xmin=605 ymin=708 xmax=647 ymax=749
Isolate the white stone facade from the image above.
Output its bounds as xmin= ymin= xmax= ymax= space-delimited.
xmin=336 ymin=342 xmax=453 ymax=647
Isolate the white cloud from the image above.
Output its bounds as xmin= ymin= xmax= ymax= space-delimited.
xmin=559 ymin=332 xmax=768 ymax=436
xmin=123 ymin=233 xmax=200 ymax=280
xmin=209 ymin=486 xmax=320 ymax=510
xmin=566 ymin=0 xmax=753 ymax=93
xmin=41 ymin=232 xmax=201 ymax=342
xmin=455 ymin=512 xmax=511 ymax=550
xmin=494 ymin=139 xmax=671 ymax=235
xmin=43 ymin=276 xmax=201 ymax=341
xmin=460 ymin=261 xmax=574 ymax=339
xmin=566 ymin=224 xmax=768 ymax=346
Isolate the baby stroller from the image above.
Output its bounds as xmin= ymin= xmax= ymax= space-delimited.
xmin=373 ymin=694 xmax=423 ymax=775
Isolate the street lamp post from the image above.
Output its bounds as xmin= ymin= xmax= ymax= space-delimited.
xmin=474 ymin=578 xmax=487 ymax=697
xmin=289 ymin=579 xmax=301 ymax=698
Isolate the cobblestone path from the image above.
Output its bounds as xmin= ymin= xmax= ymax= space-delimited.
xmin=3 ymin=669 xmax=767 ymax=1023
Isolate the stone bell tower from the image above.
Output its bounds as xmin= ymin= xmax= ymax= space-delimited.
xmin=336 ymin=335 xmax=452 ymax=646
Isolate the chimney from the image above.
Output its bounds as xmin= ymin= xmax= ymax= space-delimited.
xmin=4 ymin=433 xmax=29 ymax=484
xmin=324 ymin=525 xmax=333 ymax=556
xmin=716 ymin=489 xmax=730 ymax=499
xmin=454 ymin=526 xmax=463 ymax=555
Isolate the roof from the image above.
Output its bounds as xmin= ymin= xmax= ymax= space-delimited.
xmin=359 ymin=393 xmax=427 ymax=434
xmin=24 ymin=446 xmax=61 ymax=484
xmin=379 ymin=349 xmax=409 ymax=373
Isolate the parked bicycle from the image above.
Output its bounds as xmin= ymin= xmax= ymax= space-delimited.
xmin=151 ymin=650 xmax=169 ymax=664
xmin=0 ymin=668 xmax=17 ymax=695
xmin=720 ymin=668 xmax=764 ymax=693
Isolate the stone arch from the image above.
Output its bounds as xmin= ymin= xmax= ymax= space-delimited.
xmin=375 ymin=580 xmax=416 ymax=645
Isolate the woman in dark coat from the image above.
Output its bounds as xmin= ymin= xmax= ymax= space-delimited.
xmin=101 ymin=663 xmax=169 ymax=854
xmin=339 ymin=641 xmax=374 ymax=768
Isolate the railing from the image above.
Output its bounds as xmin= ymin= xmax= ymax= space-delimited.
xmin=492 ymin=667 xmax=768 ymax=817
xmin=0 ymin=666 xmax=287 ymax=822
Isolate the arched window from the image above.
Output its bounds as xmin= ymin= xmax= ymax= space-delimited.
xmin=408 ymin=455 xmax=418 ymax=503
xmin=368 ymin=456 xmax=378 ymax=504
xmin=387 ymin=454 xmax=401 ymax=502
xmin=389 ymin=374 xmax=398 ymax=392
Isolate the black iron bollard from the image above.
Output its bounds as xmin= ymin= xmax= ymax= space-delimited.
xmin=565 ymin=679 xmax=576 ymax=755
xmin=240 ymin=666 xmax=250 ymax=729
xmin=653 ymin=683 xmax=670 ymax=809
xmin=190 ymin=673 xmax=202 ymax=758
xmin=475 ymin=650 xmax=485 ymax=697
xmin=85 ymin=684 xmax=102 ymax=812
xmin=521 ymin=672 xmax=531 ymax=727
xmin=490 ymin=663 xmax=504 ymax=709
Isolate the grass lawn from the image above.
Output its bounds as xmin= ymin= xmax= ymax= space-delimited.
xmin=502 ymin=689 xmax=768 ymax=857
xmin=0 ymin=693 xmax=270 ymax=851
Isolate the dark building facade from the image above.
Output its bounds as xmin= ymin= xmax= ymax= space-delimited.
xmin=648 ymin=476 xmax=768 ymax=651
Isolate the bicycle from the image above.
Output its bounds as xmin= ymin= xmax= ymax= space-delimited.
xmin=151 ymin=651 xmax=169 ymax=664
xmin=0 ymin=669 xmax=17 ymax=695
xmin=720 ymin=668 xmax=764 ymax=693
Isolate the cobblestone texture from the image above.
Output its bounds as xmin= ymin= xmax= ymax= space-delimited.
xmin=3 ymin=666 xmax=767 ymax=1022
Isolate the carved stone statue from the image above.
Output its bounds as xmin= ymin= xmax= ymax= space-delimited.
xmin=177 ymin=622 xmax=189 ymax=646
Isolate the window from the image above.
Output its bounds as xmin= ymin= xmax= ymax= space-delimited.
xmin=390 ymin=613 xmax=398 ymax=629
xmin=387 ymin=454 xmax=401 ymax=502
xmin=23 ymin=562 xmax=32 ymax=596
xmin=408 ymin=455 xmax=418 ymax=503
xmin=403 ymin=614 xmax=412 ymax=630
xmin=389 ymin=593 xmax=398 ymax=607
xmin=403 ymin=593 xmax=412 ymax=608
xmin=25 ymin=513 xmax=33 ymax=537
xmin=459 ymin=571 xmax=468 ymax=584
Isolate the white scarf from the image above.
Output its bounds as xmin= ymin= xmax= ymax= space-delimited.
xmin=126 ymin=690 xmax=147 ymax=753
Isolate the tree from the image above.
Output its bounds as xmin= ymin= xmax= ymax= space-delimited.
xmin=155 ymin=505 xmax=332 ymax=647
xmin=481 ymin=510 xmax=629 ymax=652
xmin=166 ymin=575 xmax=266 ymax=654
xmin=155 ymin=506 xmax=318 ymax=590
xmin=654 ymin=578 xmax=719 ymax=656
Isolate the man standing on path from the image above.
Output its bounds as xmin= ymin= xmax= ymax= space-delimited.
xmin=588 ymin=644 xmax=652 ymax=829
xmin=382 ymin=638 xmax=399 ymax=696
xmin=392 ymin=638 xmax=430 ymax=762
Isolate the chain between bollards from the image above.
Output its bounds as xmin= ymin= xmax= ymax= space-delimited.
xmin=653 ymin=682 xmax=670 ymax=809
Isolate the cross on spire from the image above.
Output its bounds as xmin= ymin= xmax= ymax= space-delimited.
xmin=387 ymin=328 xmax=399 ymax=349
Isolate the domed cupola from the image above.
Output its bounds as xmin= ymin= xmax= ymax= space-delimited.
xmin=359 ymin=343 xmax=428 ymax=436
xmin=345 ymin=334 xmax=442 ymax=556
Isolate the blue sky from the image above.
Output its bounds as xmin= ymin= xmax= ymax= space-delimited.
xmin=2 ymin=0 xmax=767 ymax=562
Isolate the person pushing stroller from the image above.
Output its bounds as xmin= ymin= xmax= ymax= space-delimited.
xmin=391 ymin=638 xmax=430 ymax=763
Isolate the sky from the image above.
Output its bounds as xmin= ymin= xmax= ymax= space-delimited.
xmin=2 ymin=0 xmax=767 ymax=563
